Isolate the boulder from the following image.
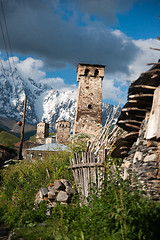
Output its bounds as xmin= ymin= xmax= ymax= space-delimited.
xmin=48 ymin=189 xmax=57 ymax=200
xmin=37 ymin=187 xmax=48 ymax=199
xmin=56 ymin=191 xmax=69 ymax=202
xmin=65 ymin=186 xmax=76 ymax=197
xmin=60 ymin=179 xmax=72 ymax=188
xmin=54 ymin=180 xmax=66 ymax=191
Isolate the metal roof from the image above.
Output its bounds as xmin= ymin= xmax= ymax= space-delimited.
xmin=26 ymin=142 xmax=70 ymax=152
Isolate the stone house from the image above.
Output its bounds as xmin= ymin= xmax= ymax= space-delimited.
xmin=111 ymin=61 xmax=160 ymax=199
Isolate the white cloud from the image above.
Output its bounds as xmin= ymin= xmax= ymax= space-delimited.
xmin=0 ymin=56 xmax=77 ymax=91
xmin=107 ymin=37 xmax=160 ymax=85
xmin=102 ymin=36 xmax=160 ymax=103
xmin=102 ymin=78 xmax=126 ymax=103
xmin=16 ymin=57 xmax=46 ymax=82
xmin=41 ymin=77 xmax=77 ymax=92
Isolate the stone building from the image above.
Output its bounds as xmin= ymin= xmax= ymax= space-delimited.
xmin=73 ymin=63 xmax=105 ymax=137
xmin=111 ymin=61 xmax=160 ymax=200
xmin=36 ymin=122 xmax=49 ymax=144
xmin=56 ymin=120 xmax=70 ymax=144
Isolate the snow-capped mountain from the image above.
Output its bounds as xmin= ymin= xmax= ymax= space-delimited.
xmin=0 ymin=68 xmax=121 ymax=130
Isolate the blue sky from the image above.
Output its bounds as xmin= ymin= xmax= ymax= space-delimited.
xmin=0 ymin=0 xmax=160 ymax=105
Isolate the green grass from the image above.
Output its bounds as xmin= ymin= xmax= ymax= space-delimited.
xmin=0 ymin=129 xmax=19 ymax=148
xmin=1 ymin=152 xmax=160 ymax=240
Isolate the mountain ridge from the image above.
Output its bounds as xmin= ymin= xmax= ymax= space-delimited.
xmin=0 ymin=67 xmax=121 ymax=131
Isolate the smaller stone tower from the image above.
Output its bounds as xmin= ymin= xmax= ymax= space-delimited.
xmin=36 ymin=122 xmax=49 ymax=144
xmin=56 ymin=120 xmax=70 ymax=144
xmin=73 ymin=63 xmax=105 ymax=137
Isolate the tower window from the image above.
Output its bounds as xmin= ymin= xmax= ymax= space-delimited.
xmin=94 ymin=69 xmax=99 ymax=77
xmin=88 ymin=104 xmax=92 ymax=109
xmin=84 ymin=68 xmax=89 ymax=76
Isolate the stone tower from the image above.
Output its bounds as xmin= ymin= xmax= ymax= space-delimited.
xmin=56 ymin=120 xmax=70 ymax=144
xmin=36 ymin=122 xmax=49 ymax=143
xmin=73 ymin=63 xmax=105 ymax=136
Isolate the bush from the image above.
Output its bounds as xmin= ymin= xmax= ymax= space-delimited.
xmin=9 ymin=178 xmax=160 ymax=240
xmin=0 ymin=151 xmax=72 ymax=228
xmin=1 ymin=152 xmax=160 ymax=240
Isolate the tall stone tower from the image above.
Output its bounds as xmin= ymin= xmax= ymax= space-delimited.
xmin=73 ymin=63 xmax=105 ymax=136
xmin=56 ymin=120 xmax=70 ymax=144
xmin=36 ymin=122 xmax=49 ymax=144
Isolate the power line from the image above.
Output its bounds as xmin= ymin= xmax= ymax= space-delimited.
xmin=0 ymin=0 xmax=18 ymax=77
xmin=0 ymin=17 xmax=15 ymax=88
xmin=0 ymin=0 xmax=26 ymax=117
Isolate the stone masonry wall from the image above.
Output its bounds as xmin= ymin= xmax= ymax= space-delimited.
xmin=36 ymin=122 xmax=49 ymax=141
xmin=73 ymin=64 xmax=105 ymax=137
xmin=56 ymin=121 xmax=70 ymax=144
xmin=121 ymin=113 xmax=160 ymax=200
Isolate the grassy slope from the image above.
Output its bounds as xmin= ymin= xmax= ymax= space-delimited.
xmin=0 ymin=129 xmax=19 ymax=148
xmin=0 ymin=116 xmax=36 ymax=140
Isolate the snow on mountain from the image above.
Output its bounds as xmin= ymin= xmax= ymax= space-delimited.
xmin=0 ymin=67 xmax=121 ymax=131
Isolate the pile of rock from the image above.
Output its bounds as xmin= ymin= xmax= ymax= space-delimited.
xmin=35 ymin=179 xmax=76 ymax=215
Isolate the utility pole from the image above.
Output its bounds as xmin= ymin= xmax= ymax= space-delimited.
xmin=18 ymin=95 xmax=27 ymax=160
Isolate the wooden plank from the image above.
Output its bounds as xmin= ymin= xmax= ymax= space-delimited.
xmin=118 ymin=119 xmax=141 ymax=125
xmin=150 ymin=47 xmax=160 ymax=51
xmin=68 ymin=162 xmax=104 ymax=169
xmin=125 ymin=123 xmax=140 ymax=130
xmin=147 ymin=62 xmax=160 ymax=66
xmin=130 ymin=85 xmax=156 ymax=90
xmin=128 ymin=93 xmax=154 ymax=99
xmin=145 ymin=86 xmax=160 ymax=139
xmin=128 ymin=99 xmax=152 ymax=107
xmin=122 ymin=107 xmax=147 ymax=112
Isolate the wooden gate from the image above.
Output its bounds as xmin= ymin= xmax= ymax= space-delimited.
xmin=69 ymin=151 xmax=105 ymax=200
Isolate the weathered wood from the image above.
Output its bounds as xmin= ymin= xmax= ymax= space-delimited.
xmin=123 ymin=132 xmax=138 ymax=140
xmin=147 ymin=62 xmax=160 ymax=66
xmin=18 ymin=95 xmax=27 ymax=160
xmin=130 ymin=84 xmax=156 ymax=90
xmin=90 ymin=100 xmax=121 ymax=153
xmin=128 ymin=93 xmax=154 ymax=99
xmin=122 ymin=107 xmax=147 ymax=112
xmin=120 ymin=146 xmax=130 ymax=151
xmin=125 ymin=123 xmax=140 ymax=130
xmin=68 ymin=162 xmax=104 ymax=169
xmin=150 ymin=47 xmax=160 ymax=51
xmin=69 ymin=150 xmax=105 ymax=200
xmin=145 ymin=86 xmax=160 ymax=139
xmin=128 ymin=99 xmax=152 ymax=106
xmin=118 ymin=119 xmax=141 ymax=125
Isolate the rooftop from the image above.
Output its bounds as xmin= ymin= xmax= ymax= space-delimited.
xmin=26 ymin=142 xmax=70 ymax=152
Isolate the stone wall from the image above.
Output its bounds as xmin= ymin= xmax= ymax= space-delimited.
xmin=73 ymin=63 xmax=105 ymax=137
xmin=56 ymin=120 xmax=70 ymax=144
xmin=36 ymin=122 xmax=49 ymax=144
xmin=122 ymin=113 xmax=160 ymax=200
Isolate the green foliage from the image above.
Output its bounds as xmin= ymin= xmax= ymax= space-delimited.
xmin=9 ymin=179 xmax=160 ymax=240
xmin=1 ymin=150 xmax=160 ymax=239
xmin=0 ymin=151 xmax=72 ymax=228
xmin=27 ymin=133 xmax=36 ymax=143
xmin=0 ymin=129 xmax=19 ymax=148
xmin=69 ymin=133 xmax=92 ymax=153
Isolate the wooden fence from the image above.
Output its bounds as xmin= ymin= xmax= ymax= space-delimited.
xmin=69 ymin=151 xmax=105 ymax=200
